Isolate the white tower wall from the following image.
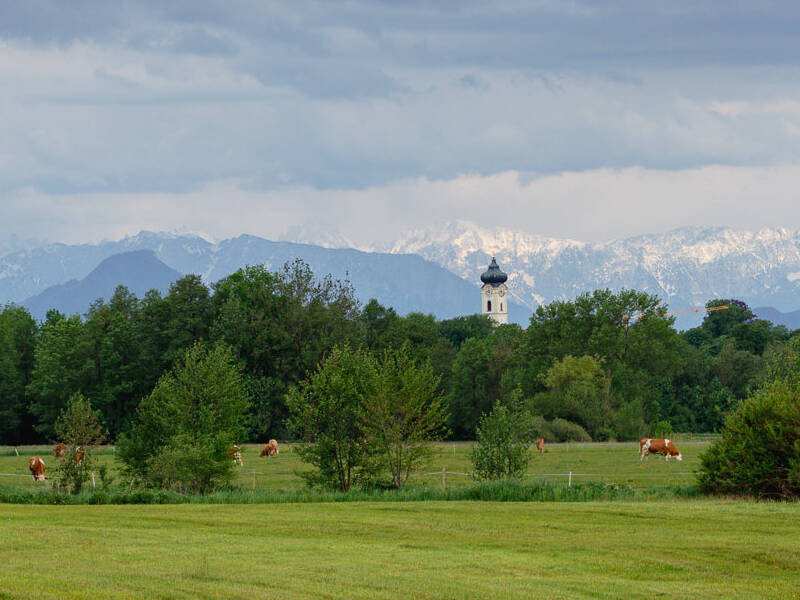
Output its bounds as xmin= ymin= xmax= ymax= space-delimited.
xmin=481 ymin=284 xmax=508 ymax=325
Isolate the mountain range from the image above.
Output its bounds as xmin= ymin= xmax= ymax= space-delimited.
xmin=3 ymin=222 xmax=800 ymax=330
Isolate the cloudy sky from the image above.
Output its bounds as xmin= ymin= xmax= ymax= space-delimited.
xmin=3 ymin=1 xmax=800 ymax=247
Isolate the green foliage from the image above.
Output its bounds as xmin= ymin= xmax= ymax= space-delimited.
xmin=0 ymin=304 xmax=37 ymax=444
xmin=470 ymin=398 xmax=532 ymax=481
xmin=287 ymin=345 xmax=379 ymax=491
xmin=116 ymin=341 xmax=250 ymax=494
xmin=698 ymin=338 xmax=800 ymax=499
xmin=652 ymin=420 xmax=674 ymax=438
xmin=362 ymin=344 xmax=449 ymax=487
xmin=52 ymin=393 xmax=107 ymax=494
xmin=27 ymin=314 xmax=95 ymax=438
xmin=535 ymin=355 xmax=608 ymax=438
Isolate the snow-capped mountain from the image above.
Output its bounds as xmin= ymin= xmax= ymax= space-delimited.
xmin=3 ymin=222 xmax=800 ymax=329
xmin=387 ymin=221 xmax=800 ymax=324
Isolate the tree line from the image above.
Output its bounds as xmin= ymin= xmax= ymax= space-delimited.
xmin=1 ymin=260 xmax=796 ymax=447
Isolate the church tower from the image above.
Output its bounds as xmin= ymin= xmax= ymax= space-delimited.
xmin=480 ymin=257 xmax=508 ymax=325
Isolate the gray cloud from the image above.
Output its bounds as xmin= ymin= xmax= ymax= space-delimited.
xmin=3 ymin=1 xmax=800 ymax=246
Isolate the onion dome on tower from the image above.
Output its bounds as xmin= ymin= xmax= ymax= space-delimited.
xmin=480 ymin=257 xmax=509 ymax=325
xmin=481 ymin=257 xmax=508 ymax=286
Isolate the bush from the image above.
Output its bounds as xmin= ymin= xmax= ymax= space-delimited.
xmin=652 ymin=420 xmax=674 ymax=438
xmin=594 ymin=426 xmax=614 ymax=442
xmin=470 ymin=400 xmax=531 ymax=481
xmin=548 ymin=418 xmax=591 ymax=442
xmin=116 ymin=341 xmax=250 ymax=494
xmin=697 ymin=380 xmax=800 ymax=498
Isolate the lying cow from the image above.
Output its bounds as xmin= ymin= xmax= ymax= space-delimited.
xmin=536 ymin=438 xmax=545 ymax=454
xmin=259 ymin=439 xmax=279 ymax=458
xmin=228 ymin=445 xmax=243 ymax=467
xmin=29 ymin=457 xmax=47 ymax=482
xmin=639 ymin=438 xmax=682 ymax=461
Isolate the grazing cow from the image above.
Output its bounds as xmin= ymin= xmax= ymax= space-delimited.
xmin=228 ymin=445 xmax=243 ymax=467
xmin=639 ymin=438 xmax=682 ymax=462
xmin=536 ymin=438 xmax=545 ymax=454
xmin=29 ymin=457 xmax=47 ymax=482
xmin=53 ymin=443 xmax=66 ymax=458
xmin=74 ymin=447 xmax=84 ymax=467
xmin=259 ymin=439 xmax=279 ymax=458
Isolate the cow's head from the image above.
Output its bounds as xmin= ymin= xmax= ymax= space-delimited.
xmin=675 ymin=453 xmax=682 ymax=461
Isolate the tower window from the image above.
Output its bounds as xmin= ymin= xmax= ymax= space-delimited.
xmin=500 ymin=303 xmax=503 ymax=311
xmin=487 ymin=300 xmax=492 ymax=312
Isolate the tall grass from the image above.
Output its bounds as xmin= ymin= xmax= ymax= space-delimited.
xmin=0 ymin=479 xmax=701 ymax=505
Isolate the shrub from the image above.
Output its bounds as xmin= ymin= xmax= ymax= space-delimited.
xmin=697 ymin=380 xmax=800 ymax=498
xmin=52 ymin=393 xmax=106 ymax=494
xmin=548 ymin=418 xmax=591 ymax=442
xmin=652 ymin=420 xmax=674 ymax=438
xmin=471 ymin=400 xmax=531 ymax=481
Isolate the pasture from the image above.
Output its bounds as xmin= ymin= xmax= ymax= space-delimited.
xmin=1 ymin=500 xmax=798 ymax=599
xmin=0 ymin=439 xmax=709 ymax=493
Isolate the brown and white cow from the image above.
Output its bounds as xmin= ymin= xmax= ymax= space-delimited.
xmin=259 ymin=439 xmax=279 ymax=458
xmin=536 ymin=438 xmax=545 ymax=454
xmin=639 ymin=438 xmax=682 ymax=461
xmin=228 ymin=445 xmax=243 ymax=467
xmin=53 ymin=443 xmax=67 ymax=458
xmin=29 ymin=457 xmax=47 ymax=482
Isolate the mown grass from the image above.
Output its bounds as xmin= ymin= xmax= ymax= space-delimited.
xmin=0 ymin=438 xmax=709 ymax=498
xmin=0 ymin=500 xmax=797 ymax=599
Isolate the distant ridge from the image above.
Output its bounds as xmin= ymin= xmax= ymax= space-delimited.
xmin=23 ymin=250 xmax=183 ymax=320
xmin=753 ymin=307 xmax=800 ymax=331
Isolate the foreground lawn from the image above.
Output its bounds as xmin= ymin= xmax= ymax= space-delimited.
xmin=1 ymin=439 xmax=707 ymax=493
xmin=1 ymin=500 xmax=797 ymax=599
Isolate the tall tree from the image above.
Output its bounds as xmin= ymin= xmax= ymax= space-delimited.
xmin=0 ymin=305 xmax=38 ymax=444
xmin=116 ymin=341 xmax=249 ymax=493
xmin=361 ymin=344 xmax=448 ymax=488
xmin=287 ymin=345 xmax=379 ymax=491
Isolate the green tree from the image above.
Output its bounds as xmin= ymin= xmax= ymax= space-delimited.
xmin=438 ymin=314 xmax=495 ymax=349
xmin=27 ymin=314 xmax=94 ymax=438
xmin=470 ymin=392 xmax=532 ymax=481
xmin=287 ymin=345 xmax=379 ymax=491
xmin=212 ymin=261 xmax=361 ymax=439
xmin=116 ymin=341 xmax=249 ymax=493
xmin=0 ymin=305 xmax=38 ymax=444
xmin=361 ymin=344 xmax=449 ymax=488
xmin=52 ymin=393 xmax=107 ymax=494
xmin=535 ymin=355 xmax=608 ymax=438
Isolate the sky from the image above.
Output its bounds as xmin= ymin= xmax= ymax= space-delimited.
xmin=2 ymin=1 xmax=800 ymax=248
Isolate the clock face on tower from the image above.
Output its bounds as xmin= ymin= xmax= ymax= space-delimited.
xmin=498 ymin=290 xmax=505 ymax=297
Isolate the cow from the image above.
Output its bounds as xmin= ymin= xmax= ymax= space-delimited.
xmin=639 ymin=438 xmax=682 ymax=461
xmin=53 ymin=443 xmax=66 ymax=458
xmin=536 ymin=438 xmax=545 ymax=454
xmin=259 ymin=439 xmax=279 ymax=458
xmin=74 ymin=447 xmax=84 ymax=467
xmin=29 ymin=457 xmax=47 ymax=482
xmin=228 ymin=445 xmax=243 ymax=467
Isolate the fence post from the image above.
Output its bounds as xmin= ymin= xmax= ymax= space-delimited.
xmin=568 ymin=472 xmax=572 ymax=487
xmin=442 ymin=466 xmax=446 ymax=491
xmin=91 ymin=472 xmax=96 ymax=489
xmin=14 ymin=448 xmax=19 ymax=456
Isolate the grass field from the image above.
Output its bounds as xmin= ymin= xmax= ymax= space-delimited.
xmin=0 ymin=439 xmax=710 ymax=493
xmin=1 ymin=500 xmax=798 ymax=599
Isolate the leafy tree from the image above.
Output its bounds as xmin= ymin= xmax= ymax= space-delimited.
xmin=83 ymin=287 xmax=145 ymax=438
xmin=438 ymin=314 xmax=495 ymax=349
xmin=702 ymin=299 xmax=754 ymax=338
xmin=27 ymin=314 xmax=94 ymax=438
xmin=470 ymin=392 xmax=532 ymax=481
xmin=361 ymin=344 xmax=449 ymax=487
xmin=162 ymin=275 xmax=213 ymax=367
xmin=0 ymin=305 xmax=37 ymax=444
xmin=116 ymin=341 xmax=249 ymax=494
xmin=213 ymin=261 xmax=361 ymax=439
xmin=52 ymin=393 xmax=107 ymax=494
xmin=287 ymin=345 xmax=379 ymax=491
xmin=697 ymin=374 xmax=800 ymax=498
xmin=534 ymin=355 xmax=607 ymax=438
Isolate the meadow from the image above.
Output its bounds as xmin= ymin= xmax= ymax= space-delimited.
xmin=2 ymin=439 xmax=799 ymax=598
xmin=0 ymin=438 xmax=709 ymax=494
xmin=1 ymin=500 xmax=798 ymax=599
